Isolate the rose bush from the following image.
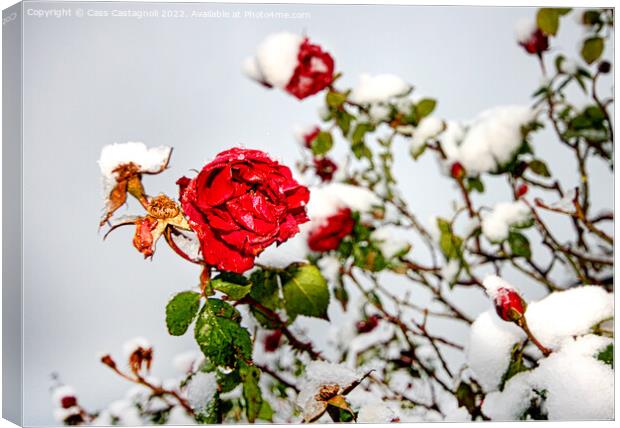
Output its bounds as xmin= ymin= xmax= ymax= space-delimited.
xmin=179 ymin=147 xmax=310 ymax=273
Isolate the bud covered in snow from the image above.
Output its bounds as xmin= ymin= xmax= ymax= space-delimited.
xmin=483 ymin=275 xmax=526 ymax=322
xmin=313 ymin=157 xmax=338 ymax=182
xmin=515 ymin=18 xmax=549 ymax=55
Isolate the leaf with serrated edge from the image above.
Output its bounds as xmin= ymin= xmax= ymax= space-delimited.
xmin=281 ymin=264 xmax=330 ymax=320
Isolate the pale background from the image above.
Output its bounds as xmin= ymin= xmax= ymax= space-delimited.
xmin=1 ymin=0 xmax=614 ymax=425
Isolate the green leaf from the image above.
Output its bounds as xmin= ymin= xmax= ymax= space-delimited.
xmin=596 ymin=344 xmax=613 ymax=368
xmin=581 ymin=37 xmax=604 ymax=65
xmin=466 ymin=176 xmax=485 ymax=193
xmin=194 ymin=299 xmax=252 ymax=367
xmin=508 ymin=231 xmax=532 ymax=258
xmin=500 ymin=344 xmax=529 ymax=390
xmin=212 ymin=272 xmax=252 ymax=300
xmin=437 ymin=218 xmax=463 ymax=261
xmin=416 ymin=98 xmax=437 ymax=119
xmin=240 ymin=364 xmax=263 ymax=423
xmin=528 ymin=159 xmax=551 ymax=177
xmin=257 ymin=401 xmax=274 ymax=421
xmin=166 ymin=291 xmax=201 ymax=336
xmin=326 ymin=91 xmax=347 ymax=108
xmin=335 ymin=110 xmax=354 ymax=136
xmin=351 ymin=123 xmax=374 ymax=145
xmin=537 ymin=8 xmax=560 ymax=36
xmin=248 ymin=269 xmax=283 ymax=328
xmin=194 ymin=393 xmax=221 ymax=424
xmin=281 ymin=264 xmax=330 ymax=320
xmin=312 ymin=131 xmax=334 ymax=156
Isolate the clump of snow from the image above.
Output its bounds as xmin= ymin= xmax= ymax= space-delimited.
xmin=410 ymin=117 xmax=445 ymax=154
xmin=441 ymin=259 xmax=461 ymax=284
xmin=467 ymin=309 xmax=525 ymax=392
xmin=481 ymin=201 xmax=531 ymax=242
xmin=483 ymin=334 xmax=613 ymax=420
xmin=437 ymin=120 xmax=466 ymax=161
xmin=98 ymin=142 xmax=171 ymax=196
xmin=349 ymin=73 xmax=411 ymax=104
xmin=186 ymin=372 xmax=218 ymax=411
xmin=108 ymin=400 xmax=143 ymax=426
xmin=169 ymin=231 xmax=202 ymax=262
xmin=482 ymin=371 xmax=536 ymax=420
xmin=307 ymin=183 xmax=381 ymax=224
xmin=368 ymin=103 xmax=391 ymax=122
xmin=52 ymin=406 xmax=81 ymax=423
xmin=482 ymin=275 xmax=517 ymax=300
xmin=167 ymin=406 xmax=196 ymax=425
xmin=255 ymin=225 xmax=310 ymax=268
xmin=514 ymin=17 xmax=538 ymax=43
xmin=370 ymin=226 xmax=411 ymax=259
xmin=560 ymin=58 xmax=579 ymax=75
xmin=357 ymin=402 xmax=397 ymax=422
xmin=122 ymin=337 xmax=151 ymax=357
xmin=457 ymin=106 xmax=537 ymax=174
xmin=525 ymin=286 xmax=613 ymax=350
xmin=172 ymin=350 xmax=201 ymax=374
xmin=252 ymin=32 xmax=303 ymax=88
xmin=317 ymin=255 xmax=341 ymax=284
xmin=52 ymin=385 xmax=76 ymax=405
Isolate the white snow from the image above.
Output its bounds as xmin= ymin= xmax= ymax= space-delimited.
xmin=560 ymin=58 xmax=579 ymax=75
xmin=482 ymin=275 xmax=517 ymax=300
xmin=186 ymin=371 xmax=218 ymax=411
xmin=357 ymin=402 xmax=397 ymax=422
xmin=98 ymin=142 xmax=171 ymax=196
xmin=370 ymin=225 xmax=411 ymax=259
xmin=254 ymin=32 xmax=303 ymax=88
xmin=108 ymin=400 xmax=143 ymax=426
xmin=525 ymin=286 xmax=614 ymax=350
xmin=457 ymin=106 xmax=538 ymax=174
xmin=482 ymin=334 xmax=613 ymax=420
xmin=307 ymin=182 xmax=381 ymax=223
xmin=52 ymin=385 xmax=76 ymax=405
xmin=172 ymin=350 xmax=201 ymax=374
xmin=481 ymin=201 xmax=531 ymax=242
xmin=349 ymin=73 xmax=411 ymax=104
xmin=167 ymin=406 xmax=196 ymax=425
xmin=317 ymin=255 xmax=341 ymax=284
xmin=467 ymin=309 xmax=525 ymax=392
xmin=122 ymin=336 xmax=151 ymax=357
xmin=514 ymin=17 xmax=537 ymax=43
xmin=241 ymin=56 xmax=266 ymax=84
xmin=410 ymin=117 xmax=444 ymax=154
xmin=52 ymin=406 xmax=81 ymax=423
xmin=255 ymin=225 xmax=310 ymax=268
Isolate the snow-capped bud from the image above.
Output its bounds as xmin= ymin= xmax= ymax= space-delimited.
xmin=598 ymin=60 xmax=611 ymax=74
xmin=515 ymin=18 xmax=549 ymax=55
xmin=483 ymin=275 xmax=526 ymax=323
xmin=516 ymin=183 xmax=528 ymax=198
xmin=52 ymin=385 xmax=78 ymax=409
xmin=264 ymin=329 xmax=283 ymax=352
xmin=313 ymin=157 xmax=338 ymax=182
xmin=494 ymin=287 xmax=526 ymax=322
xmin=356 ymin=315 xmax=380 ymax=333
xmin=450 ymin=162 xmax=465 ymax=179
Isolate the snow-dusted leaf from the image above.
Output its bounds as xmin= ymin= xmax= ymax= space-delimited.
xmin=240 ymin=364 xmax=264 ymax=423
xmin=281 ymin=264 xmax=330 ymax=320
xmin=166 ymin=291 xmax=201 ymax=336
xmin=194 ymin=299 xmax=252 ymax=367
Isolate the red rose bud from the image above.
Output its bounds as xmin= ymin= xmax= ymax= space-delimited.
xmin=285 ymin=39 xmax=335 ymax=100
xmin=494 ymin=287 xmax=526 ymax=322
xmin=520 ymin=28 xmax=549 ymax=55
xmin=180 ymin=148 xmax=310 ymax=273
xmin=308 ymin=208 xmax=355 ymax=252
xmin=356 ymin=315 xmax=380 ymax=333
xmin=100 ymin=354 xmax=116 ymax=369
xmin=450 ymin=162 xmax=465 ymax=180
xmin=60 ymin=396 xmax=78 ymax=409
xmin=264 ymin=329 xmax=283 ymax=352
xmin=303 ymin=126 xmax=321 ymax=149
xmin=516 ymin=183 xmax=528 ymax=198
xmin=313 ymin=157 xmax=338 ymax=182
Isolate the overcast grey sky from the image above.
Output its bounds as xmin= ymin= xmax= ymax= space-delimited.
xmin=14 ymin=1 xmax=612 ymax=424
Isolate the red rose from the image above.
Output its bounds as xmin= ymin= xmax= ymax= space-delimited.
xmin=285 ymin=39 xmax=335 ymax=100
xmin=263 ymin=329 xmax=283 ymax=352
xmin=308 ymin=208 xmax=355 ymax=252
xmin=313 ymin=157 xmax=338 ymax=182
xmin=494 ymin=287 xmax=526 ymax=322
xmin=519 ymin=28 xmax=549 ymax=55
xmin=179 ymin=148 xmax=310 ymax=273
xmin=450 ymin=161 xmax=465 ymax=179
